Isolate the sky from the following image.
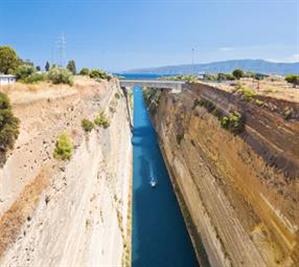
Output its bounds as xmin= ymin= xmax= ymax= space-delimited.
xmin=0 ymin=0 xmax=298 ymax=72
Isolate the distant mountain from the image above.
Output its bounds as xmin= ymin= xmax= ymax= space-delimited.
xmin=124 ymin=59 xmax=299 ymax=75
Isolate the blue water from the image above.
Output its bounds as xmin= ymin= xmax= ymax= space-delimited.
xmin=132 ymin=87 xmax=198 ymax=267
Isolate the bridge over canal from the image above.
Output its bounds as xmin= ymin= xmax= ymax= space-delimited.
xmin=120 ymin=79 xmax=185 ymax=93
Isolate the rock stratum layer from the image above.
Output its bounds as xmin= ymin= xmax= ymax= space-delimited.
xmin=146 ymin=83 xmax=299 ymax=267
xmin=0 ymin=78 xmax=132 ymax=267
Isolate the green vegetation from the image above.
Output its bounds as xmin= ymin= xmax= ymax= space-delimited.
xmin=14 ymin=64 xmax=47 ymax=83
xmin=285 ymin=75 xmax=299 ymax=88
xmin=220 ymin=111 xmax=244 ymax=134
xmin=164 ymin=75 xmax=198 ymax=83
xmin=129 ymin=91 xmax=133 ymax=109
xmin=217 ymin=73 xmax=235 ymax=81
xmin=0 ymin=92 xmax=20 ymax=160
xmin=234 ymin=84 xmax=257 ymax=102
xmin=14 ymin=64 xmax=35 ymax=80
xmin=48 ymin=67 xmax=74 ymax=85
xmin=239 ymin=87 xmax=256 ymax=102
xmin=23 ymin=72 xmax=47 ymax=83
xmin=66 ymin=60 xmax=77 ymax=75
xmin=89 ymin=69 xmax=112 ymax=81
xmin=195 ymin=97 xmax=245 ymax=134
xmin=255 ymin=99 xmax=264 ymax=106
xmin=232 ymin=69 xmax=244 ymax=80
xmin=198 ymin=98 xmax=216 ymax=113
xmin=0 ymin=46 xmax=20 ymax=74
xmin=81 ymin=119 xmax=95 ymax=132
xmin=53 ymin=133 xmax=73 ymax=160
xmin=45 ymin=61 xmax=50 ymax=72
xmin=79 ymin=68 xmax=90 ymax=76
xmin=94 ymin=112 xmax=110 ymax=128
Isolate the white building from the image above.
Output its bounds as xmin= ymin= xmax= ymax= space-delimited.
xmin=0 ymin=74 xmax=16 ymax=86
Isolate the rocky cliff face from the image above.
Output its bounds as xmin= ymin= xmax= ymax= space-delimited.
xmin=0 ymin=78 xmax=132 ymax=267
xmin=145 ymin=83 xmax=299 ymax=267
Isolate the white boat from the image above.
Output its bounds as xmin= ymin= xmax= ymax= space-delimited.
xmin=150 ymin=178 xmax=157 ymax=188
xmin=149 ymin=165 xmax=157 ymax=188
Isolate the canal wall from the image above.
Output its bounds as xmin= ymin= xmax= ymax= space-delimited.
xmin=0 ymin=78 xmax=132 ymax=266
xmin=145 ymin=83 xmax=299 ymax=267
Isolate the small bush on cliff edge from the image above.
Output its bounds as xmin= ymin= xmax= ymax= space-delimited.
xmin=48 ymin=67 xmax=74 ymax=86
xmin=0 ymin=92 xmax=20 ymax=161
xmin=81 ymin=119 xmax=95 ymax=132
xmin=53 ymin=133 xmax=73 ymax=160
xmin=94 ymin=112 xmax=110 ymax=128
xmin=220 ymin=111 xmax=245 ymax=134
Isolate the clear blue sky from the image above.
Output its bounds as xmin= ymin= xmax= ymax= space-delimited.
xmin=0 ymin=0 xmax=298 ymax=71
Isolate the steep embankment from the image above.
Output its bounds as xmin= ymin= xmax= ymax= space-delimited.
xmin=146 ymin=83 xmax=299 ymax=267
xmin=0 ymin=77 xmax=132 ymax=267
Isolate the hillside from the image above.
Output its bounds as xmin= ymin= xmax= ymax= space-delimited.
xmin=124 ymin=59 xmax=299 ymax=75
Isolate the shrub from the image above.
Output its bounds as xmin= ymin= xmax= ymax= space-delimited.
xmin=81 ymin=119 xmax=94 ymax=132
xmin=89 ymin=69 xmax=112 ymax=81
xmin=94 ymin=112 xmax=110 ymax=128
xmin=285 ymin=75 xmax=299 ymax=88
xmin=115 ymin=92 xmax=121 ymax=99
xmin=255 ymin=99 xmax=264 ymax=106
xmin=79 ymin=68 xmax=90 ymax=76
xmin=199 ymin=99 xmax=216 ymax=112
xmin=0 ymin=92 xmax=20 ymax=157
xmin=237 ymin=86 xmax=256 ymax=102
xmin=53 ymin=133 xmax=73 ymax=160
xmin=48 ymin=67 xmax=73 ymax=85
xmin=165 ymin=75 xmax=198 ymax=83
xmin=232 ymin=69 xmax=244 ymax=80
xmin=220 ymin=111 xmax=245 ymax=134
xmin=23 ymin=72 xmax=47 ymax=83
xmin=66 ymin=60 xmax=76 ymax=75
xmin=217 ymin=73 xmax=235 ymax=81
xmin=14 ymin=64 xmax=35 ymax=80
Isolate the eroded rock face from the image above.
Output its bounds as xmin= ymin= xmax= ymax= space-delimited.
xmin=146 ymin=83 xmax=299 ymax=267
xmin=0 ymin=78 xmax=132 ymax=267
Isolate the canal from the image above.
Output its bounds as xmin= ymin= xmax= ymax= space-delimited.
xmin=132 ymin=87 xmax=198 ymax=267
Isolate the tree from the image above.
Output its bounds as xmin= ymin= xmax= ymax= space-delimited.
xmin=79 ymin=68 xmax=90 ymax=76
xmin=0 ymin=92 xmax=20 ymax=164
xmin=232 ymin=69 xmax=244 ymax=80
xmin=36 ymin=66 xmax=41 ymax=71
xmin=45 ymin=61 xmax=50 ymax=72
xmin=67 ymin=60 xmax=76 ymax=75
xmin=285 ymin=75 xmax=299 ymax=88
xmin=14 ymin=65 xmax=36 ymax=80
xmin=0 ymin=46 xmax=20 ymax=74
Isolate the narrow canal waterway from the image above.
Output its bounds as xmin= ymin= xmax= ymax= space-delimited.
xmin=132 ymin=87 xmax=198 ymax=267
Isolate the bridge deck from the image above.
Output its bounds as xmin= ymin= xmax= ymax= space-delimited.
xmin=119 ymin=79 xmax=185 ymax=93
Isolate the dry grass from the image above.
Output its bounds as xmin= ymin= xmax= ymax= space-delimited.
xmin=0 ymin=171 xmax=49 ymax=257
xmin=205 ymin=78 xmax=299 ymax=103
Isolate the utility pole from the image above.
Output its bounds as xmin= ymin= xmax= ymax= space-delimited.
xmin=56 ymin=33 xmax=66 ymax=67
